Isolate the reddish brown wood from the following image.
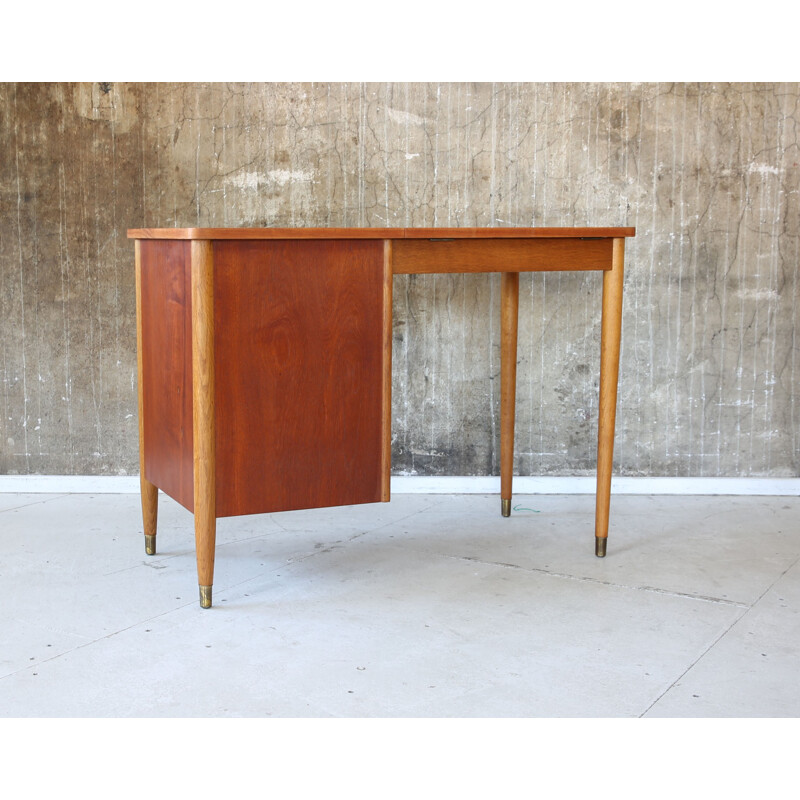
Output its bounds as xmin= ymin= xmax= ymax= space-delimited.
xmin=381 ymin=240 xmax=393 ymax=502
xmin=392 ymin=238 xmax=614 ymax=274
xmin=212 ymin=239 xmax=389 ymax=517
xmin=398 ymin=227 xmax=635 ymax=240
xmin=139 ymin=240 xmax=194 ymax=511
xmin=127 ymin=227 xmax=636 ymax=241
xmin=130 ymin=225 xmax=635 ymax=600
xmin=129 ymin=228 xmax=404 ymax=240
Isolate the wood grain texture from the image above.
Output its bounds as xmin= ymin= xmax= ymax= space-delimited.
xmin=596 ymin=238 xmax=625 ymax=540
xmin=135 ymin=241 xmax=158 ymax=540
xmin=127 ymin=227 xmax=636 ymax=241
xmin=191 ymin=241 xmax=216 ymax=587
xmin=212 ymin=239 xmax=389 ymax=517
xmin=138 ymin=239 xmax=194 ymax=511
xmin=129 ymin=228 xmax=404 ymax=240
xmin=391 ymin=238 xmax=614 ymax=274
xmin=381 ymin=240 xmax=393 ymax=502
xmin=500 ymin=272 xmax=519 ymax=503
xmin=400 ymin=228 xmax=635 ymax=239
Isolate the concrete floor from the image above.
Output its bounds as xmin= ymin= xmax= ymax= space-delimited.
xmin=1 ymin=491 xmax=798 ymax=718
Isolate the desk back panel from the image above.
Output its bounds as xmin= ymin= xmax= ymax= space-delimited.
xmin=212 ymin=239 xmax=390 ymax=517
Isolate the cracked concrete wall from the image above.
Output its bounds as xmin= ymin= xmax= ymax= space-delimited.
xmin=1 ymin=82 xmax=798 ymax=478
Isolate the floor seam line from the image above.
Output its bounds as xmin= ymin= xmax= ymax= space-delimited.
xmin=638 ymin=606 xmax=751 ymax=717
xmin=446 ymin=554 xmax=751 ymax=608
xmin=0 ymin=493 xmax=72 ymax=514
xmin=637 ymin=554 xmax=800 ymax=717
xmin=0 ymin=603 xmax=203 ymax=681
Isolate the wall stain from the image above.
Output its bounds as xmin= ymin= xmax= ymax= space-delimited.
xmin=0 ymin=82 xmax=797 ymax=477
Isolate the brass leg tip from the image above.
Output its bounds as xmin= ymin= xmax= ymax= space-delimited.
xmin=199 ymin=586 xmax=212 ymax=609
xmin=595 ymin=537 xmax=608 ymax=558
xmin=144 ymin=534 xmax=156 ymax=556
xmin=501 ymin=498 xmax=511 ymax=517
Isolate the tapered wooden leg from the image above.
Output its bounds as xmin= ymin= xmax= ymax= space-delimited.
xmin=595 ymin=238 xmax=625 ymax=556
xmin=191 ymin=240 xmax=216 ymax=607
xmin=135 ymin=240 xmax=159 ymax=555
xmin=501 ymin=271 xmax=519 ymax=517
xmin=140 ymin=477 xmax=158 ymax=555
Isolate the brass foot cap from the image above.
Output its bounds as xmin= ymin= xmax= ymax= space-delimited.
xmin=595 ymin=537 xmax=608 ymax=558
xmin=145 ymin=534 xmax=156 ymax=556
xmin=501 ymin=498 xmax=511 ymax=517
xmin=199 ymin=585 xmax=213 ymax=609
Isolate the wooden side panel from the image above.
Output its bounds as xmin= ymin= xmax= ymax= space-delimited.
xmin=381 ymin=240 xmax=393 ymax=502
xmin=213 ymin=239 xmax=389 ymax=517
xmin=392 ymin=237 xmax=614 ymax=274
xmin=139 ymin=239 xmax=194 ymax=511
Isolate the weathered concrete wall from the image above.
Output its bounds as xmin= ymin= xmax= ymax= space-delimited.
xmin=1 ymin=82 xmax=798 ymax=477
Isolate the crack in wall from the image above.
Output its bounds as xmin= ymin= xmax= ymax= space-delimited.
xmin=0 ymin=82 xmax=798 ymax=477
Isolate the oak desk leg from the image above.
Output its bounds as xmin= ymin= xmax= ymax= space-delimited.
xmin=500 ymin=271 xmax=519 ymax=517
xmin=135 ymin=241 xmax=159 ymax=555
xmin=191 ymin=241 xmax=216 ymax=608
xmin=595 ymin=238 xmax=625 ymax=557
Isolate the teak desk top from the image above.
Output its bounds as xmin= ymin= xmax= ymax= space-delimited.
xmin=128 ymin=226 xmax=635 ymax=239
xmin=129 ymin=226 xmax=634 ymax=608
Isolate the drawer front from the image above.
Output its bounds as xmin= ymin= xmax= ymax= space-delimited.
xmin=392 ymin=237 xmax=613 ymax=274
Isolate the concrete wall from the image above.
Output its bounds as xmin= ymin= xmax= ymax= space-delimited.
xmin=1 ymin=82 xmax=797 ymax=478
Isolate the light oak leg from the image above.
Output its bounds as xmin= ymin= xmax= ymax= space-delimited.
xmin=135 ymin=241 xmax=159 ymax=555
xmin=140 ymin=477 xmax=158 ymax=555
xmin=191 ymin=240 xmax=216 ymax=607
xmin=500 ymin=271 xmax=519 ymax=517
xmin=595 ymin=238 xmax=625 ymax=557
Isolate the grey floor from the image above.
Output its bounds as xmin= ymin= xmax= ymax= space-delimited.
xmin=1 ymin=491 xmax=798 ymax=718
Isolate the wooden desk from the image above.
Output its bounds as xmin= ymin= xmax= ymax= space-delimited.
xmin=128 ymin=227 xmax=635 ymax=608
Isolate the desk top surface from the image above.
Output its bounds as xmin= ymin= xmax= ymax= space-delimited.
xmin=128 ymin=226 xmax=635 ymax=240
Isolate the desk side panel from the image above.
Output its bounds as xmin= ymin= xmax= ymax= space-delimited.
xmin=392 ymin=238 xmax=613 ymax=274
xmin=213 ymin=239 xmax=389 ymax=517
xmin=139 ymin=240 xmax=194 ymax=511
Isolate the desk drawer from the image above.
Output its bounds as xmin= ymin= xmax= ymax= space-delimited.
xmin=391 ymin=237 xmax=613 ymax=274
